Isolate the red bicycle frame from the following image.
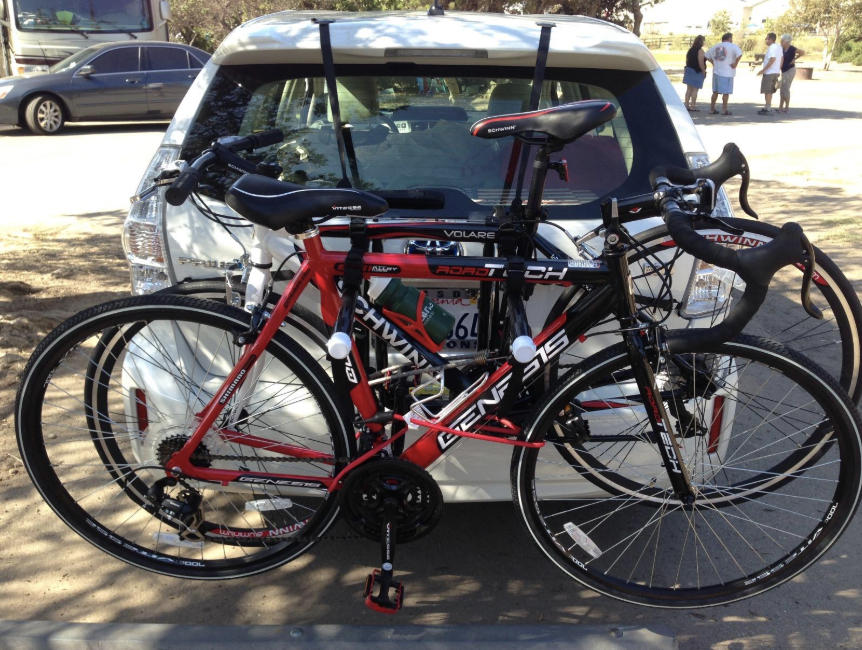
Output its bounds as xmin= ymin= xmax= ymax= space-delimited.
xmin=164 ymin=221 xmax=619 ymax=493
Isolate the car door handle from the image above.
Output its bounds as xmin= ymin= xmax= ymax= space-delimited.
xmin=146 ymin=83 xmax=164 ymax=89
xmin=126 ymin=78 xmax=141 ymax=84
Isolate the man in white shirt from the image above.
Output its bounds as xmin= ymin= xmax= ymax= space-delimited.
xmin=757 ymin=32 xmax=784 ymax=115
xmin=705 ymin=33 xmax=743 ymax=115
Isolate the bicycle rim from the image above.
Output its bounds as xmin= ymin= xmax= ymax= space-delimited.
xmin=15 ymin=295 xmax=352 ymax=579
xmin=513 ymin=336 xmax=862 ymax=607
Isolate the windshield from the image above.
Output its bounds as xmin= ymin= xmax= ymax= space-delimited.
xmin=49 ymin=46 xmax=99 ymax=72
xmin=14 ymin=0 xmax=152 ymax=32
xmin=183 ymin=64 xmax=687 ymax=220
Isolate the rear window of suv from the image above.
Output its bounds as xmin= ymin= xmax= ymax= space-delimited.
xmin=181 ymin=64 xmax=687 ymax=220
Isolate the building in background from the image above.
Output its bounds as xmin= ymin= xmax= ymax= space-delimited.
xmin=641 ymin=0 xmax=791 ymax=36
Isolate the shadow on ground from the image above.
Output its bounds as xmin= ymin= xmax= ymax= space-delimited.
xmin=686 ymin=102 xmax=860 ymax=125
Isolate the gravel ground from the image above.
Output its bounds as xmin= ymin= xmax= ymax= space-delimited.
xmin=1 ymin=68 xmax=861 ymax=649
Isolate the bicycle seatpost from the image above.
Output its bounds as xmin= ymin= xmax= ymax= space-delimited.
xmin=522 ymin=140 xmax=565 ymax=229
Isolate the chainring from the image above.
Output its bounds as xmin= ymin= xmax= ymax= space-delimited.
xmin=340 ymin=458 xmax=443 ymax=543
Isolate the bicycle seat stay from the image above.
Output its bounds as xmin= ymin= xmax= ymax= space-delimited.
xmin=470 ymin=100 xmax=617 ymax=142
xmin=225 ymin=174 xmax=389 ymax=232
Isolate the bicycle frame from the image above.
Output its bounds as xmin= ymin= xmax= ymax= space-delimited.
xmin=162 ymin=213 xmax=697 ymax=502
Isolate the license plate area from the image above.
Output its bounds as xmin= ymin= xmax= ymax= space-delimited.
xmin=428 ymin=288 xmax=479 ymax=352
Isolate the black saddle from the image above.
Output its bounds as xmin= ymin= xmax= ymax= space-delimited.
xmin=470 ymin=100 xmax=617 ymax=143
xmin=225 ymin=174 xmax=389 ymax=232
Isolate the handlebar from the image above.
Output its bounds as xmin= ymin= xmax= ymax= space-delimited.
xmin=165 ymin=130 xmax=285 ymax=207
xmin=649 ymin=143 xmax=757 ymax=219
xmin=651 ymin=174 xmax=821 ymax=348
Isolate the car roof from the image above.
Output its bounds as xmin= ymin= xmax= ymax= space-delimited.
xmin=212 ymin=11 xmax=658 ymax=72
xmin=83 ymin=41 xmax=208 ymax=55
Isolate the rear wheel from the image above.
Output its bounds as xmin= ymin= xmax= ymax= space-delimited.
xmin=513 ymin=336 xmax=862 ymax=607
xmin=16 ymin=295 xmax=353 ymax=579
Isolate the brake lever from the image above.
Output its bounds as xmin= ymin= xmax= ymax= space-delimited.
xmin=736 ymin=151 xmax=758 ymax=219
xmin=799 ymin=235 xmax=824 ymax=320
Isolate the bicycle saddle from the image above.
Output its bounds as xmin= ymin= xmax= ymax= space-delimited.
xmin=226 ymin=174 xmax=389 ymax=232
xmin=470 ymin=100 xmax=617 ymax=143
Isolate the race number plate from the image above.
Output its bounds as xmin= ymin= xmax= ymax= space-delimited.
xmin=428 ymin=288 xmax=479 ymax=352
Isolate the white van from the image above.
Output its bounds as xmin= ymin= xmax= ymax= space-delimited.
xmin=122 ymin=10 xmax=734 ymax=501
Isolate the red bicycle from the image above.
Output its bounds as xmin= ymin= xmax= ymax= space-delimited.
xmin=16 ymin=102 xmax=862 ymax=610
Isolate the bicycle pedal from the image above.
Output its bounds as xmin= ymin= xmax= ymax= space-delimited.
xmin=363 ymin=570 xmax=404 ymax=614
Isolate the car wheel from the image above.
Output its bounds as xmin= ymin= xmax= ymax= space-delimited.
xmin=25 ymin=95 xmax=65 ymax=135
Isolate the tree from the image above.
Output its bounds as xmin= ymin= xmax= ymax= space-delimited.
xmin=709 ymin=9 xmax=732 ymax=40
xmin=629 ymin=0 xmax=664 ymax=37
xmin=780 ymin=0 xmax=862 ymax=69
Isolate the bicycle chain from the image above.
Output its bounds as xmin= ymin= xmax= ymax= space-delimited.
xmin=187 ymin=452 xmax=362 ymax=541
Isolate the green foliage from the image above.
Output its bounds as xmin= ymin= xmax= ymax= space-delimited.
xmin=709 ymin=9 xmax=732 ymax=39
xmin=835 ymin=37 xmax=862 ymax=63
xmin=777 ymin=0 xmax=862 ymax=69
xmin=169 ymin=0 xmax=663 ymax=52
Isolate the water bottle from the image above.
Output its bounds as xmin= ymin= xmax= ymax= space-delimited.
xmin=367 ymin=277 xmax=456 ymax=348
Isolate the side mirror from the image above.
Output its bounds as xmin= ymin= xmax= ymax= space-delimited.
xmin=77 ymin=65 xmax=94 ymax=76
xmin=159 ymin=0 xmax=171 ymax=21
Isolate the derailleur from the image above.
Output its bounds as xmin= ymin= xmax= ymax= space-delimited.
xmin=145 ymin=477 xmax=205 ymax=542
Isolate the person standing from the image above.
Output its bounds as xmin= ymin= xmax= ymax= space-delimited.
xmin=778 ymin=34 xmax=805 ymax=113
xmin=757 ymin=32 xmax=784 ymax=115
xmin=683 ymin=35 xmax=707 ymax=111
xmin=705 ymin=33 xmax=743 ymax=115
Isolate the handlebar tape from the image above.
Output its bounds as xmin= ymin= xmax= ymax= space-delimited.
xmin=165 ymin=168 xmax=201 ymax=207
xmin=661 ymin=198 xmax=806 ymax=350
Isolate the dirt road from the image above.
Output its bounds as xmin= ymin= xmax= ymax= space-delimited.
xmin=1 ymin=68 xmax=861 ymax=650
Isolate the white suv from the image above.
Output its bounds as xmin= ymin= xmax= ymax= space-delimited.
xmin=123 ymin=10 xmax=730 ymax=501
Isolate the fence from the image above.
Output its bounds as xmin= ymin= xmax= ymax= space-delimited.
xmin=641 ymin=36 xmax=696 ymax=50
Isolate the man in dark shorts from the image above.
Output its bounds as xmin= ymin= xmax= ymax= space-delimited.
xmin=757 ymin=33 xmax=783 ymax=115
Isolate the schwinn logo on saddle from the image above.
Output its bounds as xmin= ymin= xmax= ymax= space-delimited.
xmin=487 ymin=125 xmax=517 ymax=133
xmin=437 ymin=329 xmax=571 ymax=451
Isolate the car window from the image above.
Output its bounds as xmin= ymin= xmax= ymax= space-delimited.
xmin=189 ymin=53 xmax=204 ymax=70
xmin=88 ymin=47 xmax=139 ymax=74
xmin=183 ymin=64 xmax=686 ymax=220
xmin=145 ymin=47 xmax=189 ymax=71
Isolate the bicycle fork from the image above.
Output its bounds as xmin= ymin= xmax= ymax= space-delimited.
xmin=603 ymin=199 xmax=696 ymax=504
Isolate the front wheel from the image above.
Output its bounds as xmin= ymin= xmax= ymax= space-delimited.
xmin=25 ymin=95 xmax=65 ymax=135
xmin=15 ymin=294 xmax=353 ymax=579
xmin=512 ymin=336 xmax=862 ymax=607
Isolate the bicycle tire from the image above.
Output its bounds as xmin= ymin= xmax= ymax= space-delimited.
xmin=512 ymin=335 xmax=862 ymax=607
xmin=16 ymin=294 xmax=353 ymax=579
xmin=553 ymin=219 xmax=862 ymax=403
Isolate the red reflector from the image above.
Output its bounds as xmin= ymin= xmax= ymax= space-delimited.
xmin=134 ymin=388 xmax=149 ymax=432
xmin=708 ymin=395 xmax=725 ymax=454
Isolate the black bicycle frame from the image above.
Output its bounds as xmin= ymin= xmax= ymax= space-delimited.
xmin=326 ymin=215 xmax=696 ymax=500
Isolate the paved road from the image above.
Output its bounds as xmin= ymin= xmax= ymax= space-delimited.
xmin=2 ymin=69 xmax=862 ymax=650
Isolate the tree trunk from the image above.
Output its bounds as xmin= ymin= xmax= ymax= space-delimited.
xmin=631 ymin=0 xmax=643 ymax=36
